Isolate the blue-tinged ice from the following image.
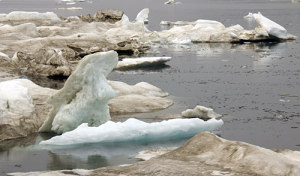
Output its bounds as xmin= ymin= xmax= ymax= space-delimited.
xmin=40 ymin=118 xmax=223 ymax=145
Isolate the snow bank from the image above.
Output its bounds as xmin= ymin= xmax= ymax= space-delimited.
xmin=39 ymin=51 xmax=118 ymax=134
xmin=116 ymin=57 xmax=171 ymax=69
xmin=40 ymin=118 xmax=224 ymax=145
xmin=182 ymin=105 xmax=222 ymax=120
xmin=109 ymin=94 xmax=173 ymax=114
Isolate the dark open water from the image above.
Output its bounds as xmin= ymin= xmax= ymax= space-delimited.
xmin=0 ymin=0 xmax=299 ymax=175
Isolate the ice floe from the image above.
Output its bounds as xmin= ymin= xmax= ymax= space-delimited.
xmin=39 ymin=51 xmax=118 ymax=134
xmin=108 ymin=80 xmax=173 ymax=114
xmin=182 ymin=105 xmax=222 ymax=120
xmin=0 ymin=79 xmax=55 ymax=141
xmin=116 ymin=57 xmax=171 ymax=69
xmin=0 ymin=9 xmax=296 ymax=78
xmin=245 ymin=12 xmax=288 ymax=39
xmin=40 ymin=118 xmax=224 ymax=145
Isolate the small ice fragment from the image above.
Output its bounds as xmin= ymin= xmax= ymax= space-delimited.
xmin=182 ymin=105 xmax=222 ymax=120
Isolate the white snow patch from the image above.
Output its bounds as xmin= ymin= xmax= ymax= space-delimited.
xmin=39 ymin=51 xmax=118 ymax=134
xmin=40 ymin=118 xmax=224 ymax=145
xmin=116 ymin=57 xmax=171 ymax=69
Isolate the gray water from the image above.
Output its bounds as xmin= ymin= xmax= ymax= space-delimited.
xmin=0 ymin=0 xmax=300 ymax=175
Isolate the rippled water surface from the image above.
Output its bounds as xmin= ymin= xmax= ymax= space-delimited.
xmin=0 ymin=0 xmax=299 ymax=175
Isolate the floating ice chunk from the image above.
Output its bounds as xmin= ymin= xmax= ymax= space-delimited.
xmin=109 ymin=81 xmax=169 ymax=97
xmin=248 ymin=12 xmax=288 ymax=39
xmin=135 ymin=8 xmax=149 ymax=23
xmin=58 ymin=7 xmax=83 ymax=10
xmin=40 ymin=118 xmax=224 ymax=145
xmin=108 ymin=81 xmax=173 ymax=114
xmin=182 ymin=105 xmax=222 ymax=120
xmin=109 ymin=94 xmax=173 ymax=114
xmin=165 ymin=0 xmax=175 ymax=4
xmin=39 ymin=51 xmax=118 ymax=134
xmin=116 ymin=57 xmax=171 ymax=69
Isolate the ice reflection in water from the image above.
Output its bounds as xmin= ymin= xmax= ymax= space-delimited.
xmin=0 ymin=133 xmax=189 ymax=173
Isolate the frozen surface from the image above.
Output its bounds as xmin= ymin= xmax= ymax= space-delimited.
xmin=40 ymin=118 xmax=224 ymax=145
xmin=116 ymin=57 xmax=171 ymax=69
xmin=39 ymin=51 xmax=118 ymax=134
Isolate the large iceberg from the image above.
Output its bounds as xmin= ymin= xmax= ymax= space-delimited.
xmin=39 ymin=51 xmax=118 ymax=134
xmin=40 ymin=118 xmax=223 ymax=145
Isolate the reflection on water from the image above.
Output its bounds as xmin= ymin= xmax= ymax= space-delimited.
xmin=0 ymin=133 xmax=188 ymax=174
xmin=156 ymin=42 xmax=287 ymax=58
